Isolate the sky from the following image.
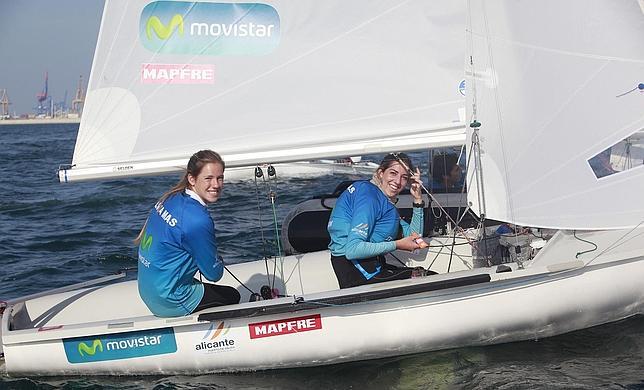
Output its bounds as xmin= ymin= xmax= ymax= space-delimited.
xmin=0 ymin=0 xmax=105 ymax=115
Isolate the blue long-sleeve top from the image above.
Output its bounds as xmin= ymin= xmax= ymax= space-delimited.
xmin=328 ymin=180 xmax=423 ymax=260
xmin=137 ymin=190 xmax=223 ymax=317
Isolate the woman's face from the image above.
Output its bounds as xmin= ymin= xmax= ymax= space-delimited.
xmin=377 ymin=162 xmax=409 ymax=198
xmin=188 ymin=162 xmax=224 ymax=204
xmin=447 ymin=164 xmax=462 ymax=186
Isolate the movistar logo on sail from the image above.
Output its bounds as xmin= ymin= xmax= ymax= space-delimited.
xmin=63 ymin=328 xmax=177 ymax=363
xmin=140 ymin=1 xmax=280 ymax=56
xmin=146 ymin=14 xmax=184 ymax=40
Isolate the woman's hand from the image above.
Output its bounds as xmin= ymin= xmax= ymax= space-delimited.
xmin=395 ymin=232 xmax=429 ymax=251
xmin=409 ymin=167 xmax=423 ymax=202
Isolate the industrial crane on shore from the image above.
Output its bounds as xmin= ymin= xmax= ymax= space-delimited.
xmin=36 ymin=72 xmax=49 ymax=115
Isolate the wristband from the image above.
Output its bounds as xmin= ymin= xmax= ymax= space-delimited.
xmin=412 ymin=201 xmax=425 ymax=208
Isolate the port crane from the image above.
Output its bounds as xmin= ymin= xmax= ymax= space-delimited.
xmin=36 ymin=72 xmax=50 ymax=115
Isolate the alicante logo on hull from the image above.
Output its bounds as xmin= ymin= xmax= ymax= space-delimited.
xmin=140 ymin=1 xmax=280 ymax=56
xmin=63 ymin=328 xmax=177 ymax=363
xmin=195 ymin=321 xmax=237 ymax=354
xmin=249 ymin=314 xmax=322 ymax=339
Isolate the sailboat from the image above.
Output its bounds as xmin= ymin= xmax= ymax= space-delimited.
xmin=2 ymin=0 xmax=643 ymax=376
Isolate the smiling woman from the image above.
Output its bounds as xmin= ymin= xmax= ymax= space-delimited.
xmin=135 ymin=150 xmax=240 ymax=317
xmin=327 ymin=152 xmax=430 ymax=289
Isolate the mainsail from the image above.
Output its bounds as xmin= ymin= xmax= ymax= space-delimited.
xmin=60 ymin=0 xmax=466 ymax=182
xmin=466 ymin=0 xmax=644 ymax=230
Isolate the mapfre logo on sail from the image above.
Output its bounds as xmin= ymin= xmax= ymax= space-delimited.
xmin=248 ymin=314 xmax=322 ymax=339
xmin=139 ymin=1 xmax=280 ymax=56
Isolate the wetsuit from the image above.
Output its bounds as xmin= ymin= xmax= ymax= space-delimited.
xmin=328 ymin=180 xmax=423 ymax=288
xmin=138 ymin=190 xmax=239 ymax=317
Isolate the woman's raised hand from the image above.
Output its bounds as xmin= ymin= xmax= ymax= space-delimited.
xmin=410 ymin=167 xmax=423 ymax=201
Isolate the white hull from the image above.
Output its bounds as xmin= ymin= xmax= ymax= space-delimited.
xmin=2 ymin=227 xmax=644 ymax=375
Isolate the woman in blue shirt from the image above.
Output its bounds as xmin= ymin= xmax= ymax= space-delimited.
xmin=328 ymin=152 xmax=428 ymax=289
xmin=136 ymin=150 xmax=240 ymax=317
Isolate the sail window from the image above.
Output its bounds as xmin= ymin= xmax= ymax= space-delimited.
xmin=588 ymin=130 xmax=644 ymax=179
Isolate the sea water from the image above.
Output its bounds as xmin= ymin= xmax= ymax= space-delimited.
xmin=1 ymin=123 xmax=644 ymax=389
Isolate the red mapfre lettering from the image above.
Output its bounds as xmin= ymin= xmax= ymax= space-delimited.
xmin=248 ymin=314 xmax=322 ymax=339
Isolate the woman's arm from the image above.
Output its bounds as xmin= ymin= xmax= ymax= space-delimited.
xmin=400 ymin=207 xmax=424 ymax=237
xmin=343 ymin=197 xmax=396 ymax=260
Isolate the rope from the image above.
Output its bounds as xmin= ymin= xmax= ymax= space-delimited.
xmin=573 ymin=230 xmax=598 ymax=259
xmin=262 ymin=165 xmax=281 ymax=291
xmin=224 ymin=265 xmax=256 ymax=295
xmin=391 ymin=153 xmax=479 ymax=249
xmin=253 ymin=166 xmax=272 ymax=288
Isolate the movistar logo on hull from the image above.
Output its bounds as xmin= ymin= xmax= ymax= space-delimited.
xmin=63 ymin=328 xmax=177 ymax=363
xmin=140 ymin=1 xmax=280 ymax=56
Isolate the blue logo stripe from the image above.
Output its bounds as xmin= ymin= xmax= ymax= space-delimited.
xmin=63 ymin=328 xmax=177 ymax=364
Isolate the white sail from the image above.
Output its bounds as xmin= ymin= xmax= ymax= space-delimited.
xmin=61 ymin=0 xmax=466 ymax=182
xmin=466 ymin=0 xmax=644 ymax=229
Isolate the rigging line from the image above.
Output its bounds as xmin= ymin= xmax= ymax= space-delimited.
xmin=467 ymin=2 xmax=490 ymax=263
xmin=478 ymin=0 xmax=518 ymax=249
xmin=583 ymin=220 xmax=644 ymax=268
xmin=388 ymin=252 xmax=408 ymax=268
xmin=616 ymin=83 xmax=644 ymax=98
xmin=454 ymin=144 xmax=471 ymax=224
xmin=267 ymin=171 xmax=284 ymax=292
xmin=452 ymin=151 xmax=479 ymax=233
xmin=253 ymin=167 xmax=272 ymax=288
xmin=427 ymin=239 xmax=447 ymax=271
xmin=224 ymin=265 xmax=256 ymax=295
xmin=393 ymin=154 xmax=478 ymax=250
xmin=467 ymin=131 xmax=492 ymax=266
xmin=260 ymin=165 xmax=280 ymax=291
xmin=573 ymin=230 xmax=597 ymax=259
xmin=447 ymin=228 xmax=459 ymax=273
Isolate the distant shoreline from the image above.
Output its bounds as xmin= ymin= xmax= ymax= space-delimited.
xmin=0 ymin=117 xmax=81 ymax=126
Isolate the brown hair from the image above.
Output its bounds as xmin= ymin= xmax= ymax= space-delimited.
xmin=134 ymin=150 xmax=225 ymax=244
xmin=376 ymin=152 xmax=415 ymax=174
xmin=372 ymin=152 xmax=416 ymax=190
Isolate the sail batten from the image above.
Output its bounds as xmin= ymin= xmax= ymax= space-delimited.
xmin=62 ymin=0 xmax=467 ymax=182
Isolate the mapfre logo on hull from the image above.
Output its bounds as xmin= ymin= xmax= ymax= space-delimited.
xmin=249 ymin=314 xmax=322 ymax=339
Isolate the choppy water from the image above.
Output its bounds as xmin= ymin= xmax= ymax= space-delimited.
xmin=1 ymin=123 xmax=643 ymax=389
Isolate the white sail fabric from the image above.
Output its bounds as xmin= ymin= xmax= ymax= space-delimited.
xmin=466 ymin=0 xmax=644 ymax=229
xmin=63 ymin=0 xmax=466 ymax=182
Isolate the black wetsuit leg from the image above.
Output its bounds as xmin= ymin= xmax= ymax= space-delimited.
xmin=331 ymin=255 xmax=413 ymax=289
xmin=193 ymin=283 xmax=241 ymax=312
